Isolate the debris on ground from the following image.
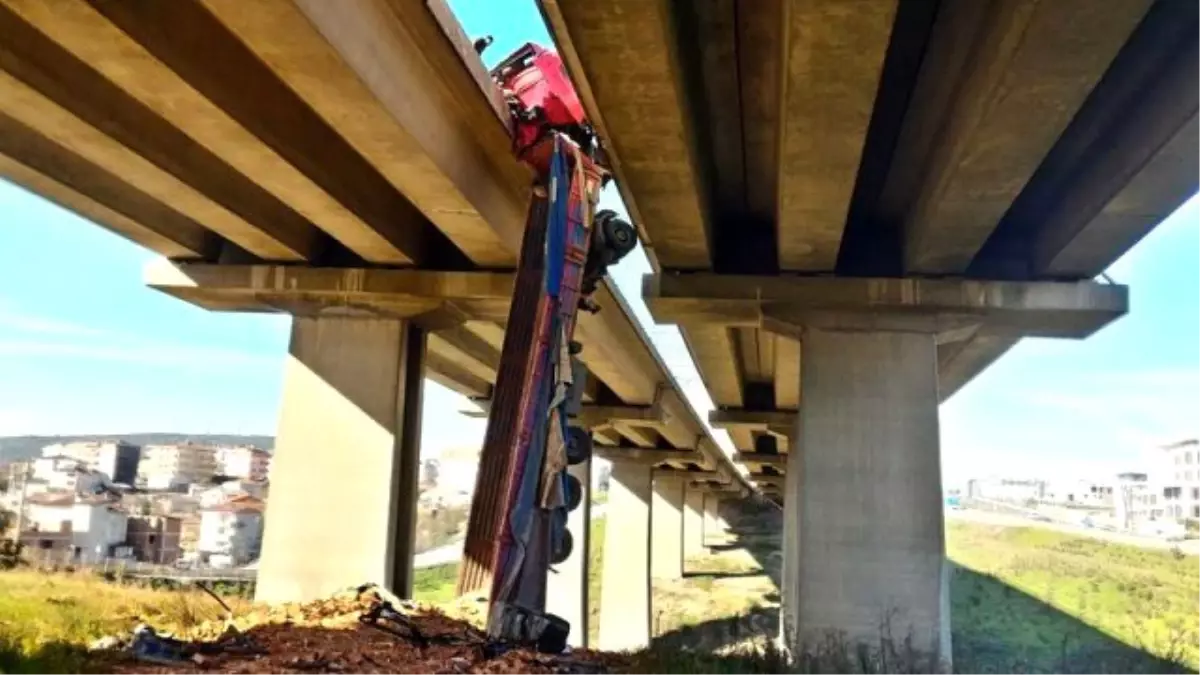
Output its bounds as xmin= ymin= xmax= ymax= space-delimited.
xmin=89 ymin=584 xmax=627 ymax=674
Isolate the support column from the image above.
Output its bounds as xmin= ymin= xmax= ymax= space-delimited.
xmin=546 ymin=459 xmax=591 ymax=648
xmin=598 ymin=461 xmax=652 ymax=651
xmin=703 ymin=494 xmax=723 ymax=546
xmin=257 ymin=317 xmax=425 ymax=604
xmin=650 ymin=472 xmax=685 ymax=580
xmin=783 ymin=329 xmax=950 ymax=668
xmin=683 ymin=485 xmax=706 ymax=558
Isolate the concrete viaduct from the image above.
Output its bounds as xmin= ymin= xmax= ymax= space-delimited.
xmin=0 ymin=0 xmax=1195 ymax=663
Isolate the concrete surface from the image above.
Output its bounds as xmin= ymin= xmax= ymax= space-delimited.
xmin=651 ymin=472 xmax=685 ymax=580
xmin=683 ymin=485 xmax=706 ymax=557
xmin=546 ymin=460 xmax=592 ymax=647
xmin=257 ymin=317 xmax=424 ymax=604
xmin=784 ymin=329 xmax=949 ymax=666
xmin=598 ymin=462 xmax=652 ymax=651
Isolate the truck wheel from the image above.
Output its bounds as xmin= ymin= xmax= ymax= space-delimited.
xmin=565 ymin=426 xmax=592 ymax=465
xmin=550 ymin=529 xmax=573 ymax=565
xmin=563 ymin=473 xmax=583 ymax=512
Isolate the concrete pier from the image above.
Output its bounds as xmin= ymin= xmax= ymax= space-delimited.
xmin=703 ymin=494 xmax=723 ymax=545
xmin=257 ymin=317 xmax=425 ymax=604
xmin=683 ymin=485 xmax=706 ymax=557
xmin=546 ymin=459 xmax=592 ymax=647
xmin=651 ymin=472 xmax=685 ymax=580
xmin=783 ymin=329 xmax=950 ymax=667
xmin=598 ymin=461 xmax=653 ymax=651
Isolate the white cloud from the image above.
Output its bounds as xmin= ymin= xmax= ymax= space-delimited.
xmin=0 ymin=299 xmax=110 ymax=339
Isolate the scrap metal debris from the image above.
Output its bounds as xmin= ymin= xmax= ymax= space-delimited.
xmin=91 ymin=584 xmax=625 ymax=674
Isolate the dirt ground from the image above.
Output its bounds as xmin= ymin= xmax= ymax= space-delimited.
xmin=93 ymin=587 xmax=625 ymax=675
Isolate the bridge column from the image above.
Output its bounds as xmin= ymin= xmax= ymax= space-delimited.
xmin=598 ymin=461 xmax=652 ymax=651
xmin=782 ymin=329 xmax=950 ymax=669
xmin=257 ymin=316 xmax=425 ymax=604
xmin=702 ymin=494 xmax=724 ymax=546
xmin=547 ymin=458 xmax=591 ymax=647
xmin=683 ymin=484 xmax=706 ymax=559
xmin=650 ymin=472 xmax=685 ymax=580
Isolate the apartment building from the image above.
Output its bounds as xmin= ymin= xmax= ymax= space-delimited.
xmin=1153 ymin=439 xmax=1200 ymax=521
xmin=138 ymin=444 xmax=218 ymax=490
xmin=126 ymin=514 xmax=183 ymax=565
xmin=213 ymin=446 xmax=271 ymax=481
xmin=41 ymin=441 xmax=140 ymax=483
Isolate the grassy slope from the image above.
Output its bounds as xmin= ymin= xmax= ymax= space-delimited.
xmin=947 ymin=521 xmax=1198 ymax=672
xmin=1 ymin=519 xmax=1196 ymax=673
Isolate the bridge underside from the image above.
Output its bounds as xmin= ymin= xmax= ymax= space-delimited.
xmin=0 ymin=0 xmax=753 ymax=649
xmin=542 ymin=0 xmax=1196 ymax=658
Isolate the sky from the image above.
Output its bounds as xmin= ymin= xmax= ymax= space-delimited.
xmin=0 ymin=0 xmax=1197 ymax=489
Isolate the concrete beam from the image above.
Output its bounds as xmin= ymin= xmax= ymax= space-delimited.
xmin=598 ymin=462 xmax=652 ymax=651
xmin=257 ymin=316 xmax=424 ymax=603
xmin=593 ymin=447 xmax=708 ymax=468
xmin=0 ymin=112 xmax=218 ymax=260
xmin=734 ymin=452 xmax=787 ymax=470
xmin=145 ymin=261 xmax=515 ymax=322
xmin=970 ymin=1 xmax=1198 ymax=280
xmin=645 ymin=274 xmax=1128 ymax=339
xmin=6 ymin=0 xmax=436 ymax=266
xmin=0 ymin=6 xmax=322 ymax=261
xmin=887 ymin=0 xmax=1152 ymax=274
xmin=709 ymin=409 xmax=798 ymax=438
xmin=775 ymin=0 xmax=896 ymax=271
xmin=200 ymin=0 xmax=529 ymax=264
xmin=538 ymin=0 xmax=711 ymax=270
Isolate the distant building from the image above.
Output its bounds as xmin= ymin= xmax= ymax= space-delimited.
xmin=966 ymin=477 xmax=1045 ymax=504
xmin=138 ymin=444 xmax=218 ymax=490
xmin=1147 ymin=439 xmax=1200 ymax=521
xmin=192 ymin=479 xmax=267 ymax=508
xmin=198 ymin=495 xmax=264 ymax=567
xmin=213 ymin=446 xmax=271 ymax=481
xmin=21 ymin=491 xmax=128 ymax=564
xmin=41 ymin=441 xmax=140 ymax=483
xmin=126 ymin=514 xmax=183 ymax=565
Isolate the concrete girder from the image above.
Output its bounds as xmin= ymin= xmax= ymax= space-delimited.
xmin=3 ymin=0 xmax=425 ymax=266
xmin=709 ymin=409 xmax=798 ymax=441
xmin=970 ymin=1 xmax=1198 ymax=280
xmin=0 ymin=112 xmax=218 ymax=260
xmin=644 ymin=274 xmax=1129 ymax=340
xmin=885 ymin=0 xmax=1153 ymax=275
xmin=0 ymin=9 xmax=321 ymax=261
xmin=775 ymin=0 xmax=897 ymax=271
xmin=593 ymin=447 xmax=711 ymax=469
xmin=734 ymin=452 xmax=787 ymax=471
xmin=538 ymin=0 xmax=711 ymax=270
xmin=197 ymin=0 xmax=528 ymax=265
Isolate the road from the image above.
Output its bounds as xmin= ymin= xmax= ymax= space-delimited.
xmin=947 ymin=507 xmax=1200 ymax=555
xmin=414 ymin=503 xmax=608 ymax=569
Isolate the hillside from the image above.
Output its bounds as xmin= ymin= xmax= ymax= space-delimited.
xmin=0 ymin=434 xmax=274 ymax=462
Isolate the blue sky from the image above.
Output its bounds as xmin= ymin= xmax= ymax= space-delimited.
xmin=1 ymin=0 xmax=1197 ymax=489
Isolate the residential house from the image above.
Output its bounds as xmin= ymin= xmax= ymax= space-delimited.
xmin=198 ymin=495 xmax=264 ymax=567
xmin=21 ymin=491 xmax=128 ymax=564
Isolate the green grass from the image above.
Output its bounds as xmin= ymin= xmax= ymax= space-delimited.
xmin=947 ymin=521 xmax=1198 ymax=672
xmin=0 ymin=570 xmax=250 ymax=673
xmin=412 ymin=562 xmax=460 ymax=605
